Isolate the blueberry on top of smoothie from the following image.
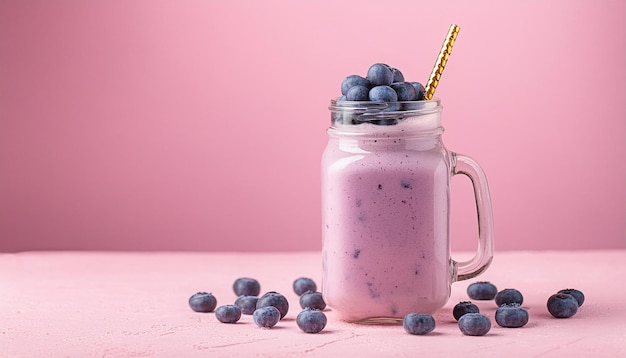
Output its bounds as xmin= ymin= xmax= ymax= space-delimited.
xmin=390 ymin=67 xmax=405 ymax=83
xmin=390 ymin=82 xmax=417 ymax=101
xmin=341 ymin=74 xmax=371 ymax=95
xmin=366 ymin=63 xmax=394 ymax=86
xmin=369 ymin=85 xmax=398 ymax=103
xmin=409 ymin=82 xmax=425 ymax=100
xmin=346 ymin=85 xmax=370 ymax=101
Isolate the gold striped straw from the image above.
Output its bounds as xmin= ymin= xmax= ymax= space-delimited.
xmin=423 ymin=24 xmax=460 ymax=100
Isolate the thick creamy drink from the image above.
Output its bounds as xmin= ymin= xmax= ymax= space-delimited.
xmin=322 ymin=101 xmax=452 ymax=322
xmin=323 ymin=59 xmax=494 ymax=323
xmin=322 ymin=137 xmax=450 ymax=321
xmin=322 ymin=97 xmax=494 ymax=323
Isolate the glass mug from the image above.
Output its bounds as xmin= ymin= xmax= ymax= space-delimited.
xmin=321 ymin=98 xmax=494 ymax=323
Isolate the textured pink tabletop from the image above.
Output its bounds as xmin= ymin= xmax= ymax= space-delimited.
xmin=1 ymin=250 xmax=625 ymax=357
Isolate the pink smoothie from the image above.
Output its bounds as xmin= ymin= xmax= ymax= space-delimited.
xmin=322 ymin=127 xmax=452 ymax=322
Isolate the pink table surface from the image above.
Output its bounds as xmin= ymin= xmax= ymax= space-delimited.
xmin=1 ymin=250 xmax=625 ymax=357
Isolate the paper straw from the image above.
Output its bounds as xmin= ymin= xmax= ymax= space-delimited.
xmin=423 ymin=24 xmax=460 ymax=100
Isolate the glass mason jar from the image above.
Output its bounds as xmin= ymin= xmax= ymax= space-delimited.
xmin=321 ymin=98 xmax=494 ymax=323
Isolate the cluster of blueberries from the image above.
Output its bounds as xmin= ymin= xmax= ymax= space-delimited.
xmin=190 ymin=278 xmax=584 ymax=337
xmin=188 ymin=277 xmax=327 ymax=334
xmin=335 ymin=64 xmax=427 ymax=126
xmin=339 ymin=63 xmax=425 ymax=103
xmin=404 ymin=282 xmax=585 ymax=336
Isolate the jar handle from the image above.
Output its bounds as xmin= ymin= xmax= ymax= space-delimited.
xmin=450 ymin=152 xmax=495 ymax=282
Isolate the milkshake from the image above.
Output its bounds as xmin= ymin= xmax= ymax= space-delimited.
xmin=322 ymin=30 xmax=494 ymax=322
xmin=322 ymin=99 xmax=454 ymax=322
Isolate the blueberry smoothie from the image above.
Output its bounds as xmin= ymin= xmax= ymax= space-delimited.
xmin=322 ymin=119 xmax=452 ymax=322
xmin=322 ymin=63 xmax=494 ymax=322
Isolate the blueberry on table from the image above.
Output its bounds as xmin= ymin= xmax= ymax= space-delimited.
xmin=234 ymin=295 xmax=259 ymax=315
xmin=299 ymin=291 xmax=326 ymax=310
xmin=296 ymin=308 xmax=328 ymax=333
xmin=403 ymin=313 xmax=436 ymax=335
xmin=188 ymin=292 xmax=217 ymax=313
xmin=369 ymin=85 xmax=398 ymax=103
xmin=557 ymin=288 xmax=585 ymax=307
xmin=467 ymin=281 xmax=498 ymax=300
xmin=547 ymin=293 xmax=579 ymax=318
xmin=458 ymin=313 xmax=491 ymax=336
xmin=341 ymin=75 xmax=371 ymax=95
xmin=215 ymin=305 xmax=242 ymax=324
xmin=256 ymin=291 xmax=289 ymax=319
xmin=390 ymin=82 xmax=417 ymax=101
xmin=495 ymin=303 xmax=529 ymax=328
xmin=366 ymin=63 xmax=394 ymax=86
xmin=453 ymin=301 xmax=480 ymax=321
xmin=253 ymin=306 xmax=281 ymax=328
xmin=233 ymin=277 xmax=261 ymax=297
xmin=346 ymin=85 xmax=370 ymax=101
xmin=293 ymin=277 xmax=318 ymax=296
xmin=495 ymin=288 xmax=524 ymax=306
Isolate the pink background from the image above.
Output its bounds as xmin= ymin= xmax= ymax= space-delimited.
xmin=0 ymin=0 xmax=624 ymax=252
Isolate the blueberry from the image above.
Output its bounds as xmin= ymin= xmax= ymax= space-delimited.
xmin=346 ymin=85 xmax=370 ymax=101
xmin=341 ymin=75 xmax=371 ymax=95
xmin=188 ymin=292 xmax=217 ymax=313
xmin=467 ymin=281 xmax=498 ymax=300
xmin=296 ymin=308 xmax=327 ymax=333
xmin=215 ymin=305 xmax=242 ymax=324
xmin=256 ymin=291 xmax=289 ymax=319
xmin=233 ymin=277 xmax=261 ymax=297
xmin=547 ymin=293 xmax=579 ymax=318
xmin=299 ymin=291 xmax=326 ymax=310
xmin=234 ymin=295 xmax=258 ymax=315
xmin=495 ymin=288 xmax=524 ymax=306
xmin=337 ymin=95 xmax=347 ymax=101
xmin=369 ymin=85 xmax=398 ymax=103
xmin=390 ymin=67 xmax=404 ymax=82
xmin=458 ymin=313 xmax=491 ymax=336
xmin=403 ymin=313 xmax=436 ymax=335
xmin=389 ymin=82 xmax=417 ymax=101
xmin=409 ymin=82 xmax=425 ymax=100
xmin=557 ymin=289 xmax=585 ymax=307
xmin=253 ymin=306 xmax=281 ymax=328
xmin=293 ymin=277 xmax=318 ymax=296
xmin=366 ymin=63 xmax=394 ymax=86
xmin=453 ymin=301 xmax=480 ymax=321
xmin=495 ymin=303 xmax=529 ymax=328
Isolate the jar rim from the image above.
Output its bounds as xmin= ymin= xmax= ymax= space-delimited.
xmin=328 ymin=97 xmax=441 ymax=114
xmin=328 ymin=97 xmax=442 ymax=129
